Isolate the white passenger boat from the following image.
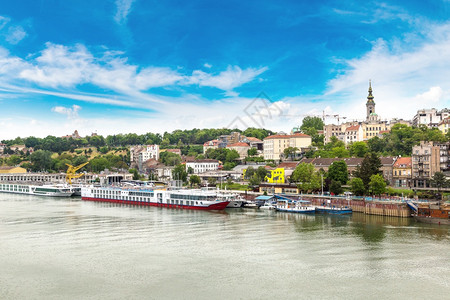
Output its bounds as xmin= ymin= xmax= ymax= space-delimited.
xmin=0 ymin=183 xmax=73 ymax=197
xmin=275 ymin=199 xmax=315 ymax=213
xmin=259 ymin=202 xmax=276 ymax=210
xmin=81 ymin=186 xmax=232 ymax=210
xmin=227 ymin=198 xmax=245 ymax=208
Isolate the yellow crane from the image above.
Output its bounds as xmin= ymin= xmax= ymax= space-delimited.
xmin=65 ymin=162 xmax=89 ymax=185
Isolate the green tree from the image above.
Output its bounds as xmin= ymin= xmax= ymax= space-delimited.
xmin=283 ymin=147 xmax=298 ymax=160
xmin=129 ymin=168 xmax=140 ymax=180
xmin=244 ymin=167 xmax=255 ymax=180
xmin=207 ymin=177 xmax=217 ymax=186
xmin=353 ymin=152 xmax=382 ymax=190
xmin=248 ymin=174 xmax=261 ymax=186
xmin=431 ymin=172 xmax=447 ymax=203
xmin=291 ymin=163 xmax=321 ymax=192
xmin=160 ymin=151 xmax=181 ymax=166
xmin=247 ymin=148 xmax=258 ymax=156
xmin=369 ymin=174 xmax=386 ymax=196
xmin=6 ymin=155 xmax=21 ymax=166
xmin=349 ymin=142 xmax=368 ymax=157
xmin=300 ymin=116 xmax=324 ymax=131
xmin=225 ymin=149 xmax=240 ymax=162
xmin=331 ymin=146 xmax=349 ymax=158
xmin=328 ymin=160 xmax=348 ymax=185
xmin=350 ymin=177 xmax=365 ymax=196
xmin=89 ymin=157 xmax=110 ymax=172
xmin=431 ymin=172 xmax=447 ymax=190
xmin=30 ymin=150 xmax=53 ymax=171
xmin=189 ymin=175 xmax=201 ymax=187
xmin=148 ymin=172 xmax=158 ymax=181
xmin=172 ymin=164 xmax=188 ymax=182
xmin=330 ymin=180 xmax=343 ymax=195
xmin=223 ymin=162 xmax=236 ymax=170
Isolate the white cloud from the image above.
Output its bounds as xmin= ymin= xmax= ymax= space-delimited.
xmin=6 ymin=25 xmax=27 ymax=44
xmin=9 ymin=43 xmax=266 ymax=102
xmin=51 ymin=104 xmax=81 ymax=120
xmin=0 ymin=15 xmax=27 ymax=45
xmin=114 ymin=0 xmax=135 ymax=24
xmin=321 ymin=22 xmax=450 ymax=122
xmin=189 ymin=65 xmax=268 ymax=91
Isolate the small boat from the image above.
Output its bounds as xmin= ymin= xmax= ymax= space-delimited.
xmin=315 ymin=205 xmax=352 ymax=214
xmin=413 ymin=203 xmax=449 ymax=225
xmin=315 ymin=199 xmax=352 ymax=214
xmin=243 ymin=201 xmax=261 ymax=208
xmin=259 ymin=201 xmax=276 ymax=210
xmin=275 ymin=199 xmax=315 ymax=213
xmin=227 ymin=199 xmax=245 ymax=208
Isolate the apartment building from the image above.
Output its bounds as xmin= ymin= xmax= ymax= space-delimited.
xmin=226 ymin=142 xmax=250 ymax=159
xmin=438 ymin=117 xmax=450 ymax=135
xmin=411 ymin=142 xmax=440 ymax=188
xmin=186 ymin=159 xmax=219 ymax=174
xmin=412 ymin=108 xmax=450 ymax=128
xmin=393 ymin=157 xmax=412 ymax=188
xmin=263 ymin=133 xmax=311 ymax=161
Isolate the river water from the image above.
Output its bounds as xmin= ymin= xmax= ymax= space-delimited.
xmin=0 ymin=193 xmax=448 ymax=299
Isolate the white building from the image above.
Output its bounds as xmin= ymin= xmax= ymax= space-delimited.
xmin=130 ymin=145 xmax=160 ymax=171
xmin=186 ymin=159 xmax=219 ymax=174
xmin=344 ymin=125 xmax=364 ymax=145
xmin=412 ymin=108 xmax=450 ymax=128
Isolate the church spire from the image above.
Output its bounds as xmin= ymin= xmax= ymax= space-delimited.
xmin=366 ymin=80 xmax=376 ymax=121
xmin=367 ymin=79 xmax=374 ymax=103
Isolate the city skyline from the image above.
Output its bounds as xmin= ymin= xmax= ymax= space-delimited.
xmin=1 ymin=0 xmax=450 ymax=139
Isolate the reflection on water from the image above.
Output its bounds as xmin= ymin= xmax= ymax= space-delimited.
xmin=0 ymin=193 xmax=449 ymax=299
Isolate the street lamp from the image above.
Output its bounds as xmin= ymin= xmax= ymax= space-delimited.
xmin=321 ymin=174 xmax=323 ymax=196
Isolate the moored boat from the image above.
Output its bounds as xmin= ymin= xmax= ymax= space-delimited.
xmin=413 ymin=203 xmax=450 ymax=225
xmin=0 ymin=182 xmax=73 ymax=197
xmin=275 ymin=199 xmax=315 ymax=213
xmin=315 ymin=205 xmax=352 ymax=214
xmin=81 ymin=186 xmax=231 ymax=210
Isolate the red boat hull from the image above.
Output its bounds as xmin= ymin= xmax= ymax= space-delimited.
xmin=82 ymin=197 xmax=230 ymax=210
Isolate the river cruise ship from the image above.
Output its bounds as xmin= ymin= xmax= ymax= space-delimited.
xmin=81 ymin=186 xmax=232 ymax=210
xmin=0 ymin=183 xmax=73 ymax=197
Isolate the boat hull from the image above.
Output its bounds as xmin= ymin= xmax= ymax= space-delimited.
xmin=226 ymin=200 xmax=245 ymax=208
xmin=276 ymin=207 xmax=315 ymax=213
xmin=413 ymin=216 xmax=450 ymax=225
xmin=315 ymin=206 xmax=352 ymax=214
xmin=82 ymin=197 xmax=229 ymax=210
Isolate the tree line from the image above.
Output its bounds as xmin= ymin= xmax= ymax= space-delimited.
xmin=1 ymin=127 xmax=274 ymax=153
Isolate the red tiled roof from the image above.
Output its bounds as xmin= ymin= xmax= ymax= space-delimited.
xmin=439 ymin=117 xmax=450 ymax=125
xmin=166 ymin=149 xmax=181 ymax=153
xmin=380 ymin=157 xmax=397 ymax=166
xmin=245 ymin=137 xmax=262 ymax=142
xmin=277 ymin=162 xmax=300 ymax=169
xmin=291 ymin=133 xmax=311 ymax=137
xmin=203 ymin=139 xmax=219 ymax=146
xmin=264 ymin=134 xmax=291 ymax=139
xmin=394 ymin=157 xmax=412 ymax=168
xmin=227 ymin=142 xmax=250 ymax=147
xmin=193 ymin=159 xmax=219 ymax=163
xmin=264 ymin=133 xmax=310 ymax=140
xmin=345 ymin=125 xmax=360 ymax=131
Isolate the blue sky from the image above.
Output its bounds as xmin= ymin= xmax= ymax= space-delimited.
xmin=1 ymin=0 xmax=450 ymax=139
